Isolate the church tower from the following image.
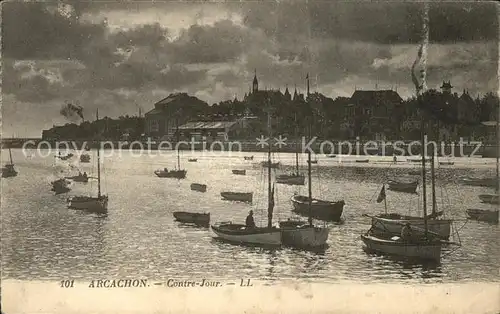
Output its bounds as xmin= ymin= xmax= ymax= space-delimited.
xmin=252 ymin=69 xmax=258 ymax=94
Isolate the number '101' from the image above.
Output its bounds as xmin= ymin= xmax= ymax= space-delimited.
xmin=60 ymin=280 xmax=74 ymax=288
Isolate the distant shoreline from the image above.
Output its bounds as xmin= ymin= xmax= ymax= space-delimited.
xmin=2 ymin=138 xmax=498 ymax=157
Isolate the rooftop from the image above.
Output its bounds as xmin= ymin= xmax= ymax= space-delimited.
xmin=178 ymin=121 xmax=238 ymax=130
xmin=350 ymin=90 xmax=403 ymax=104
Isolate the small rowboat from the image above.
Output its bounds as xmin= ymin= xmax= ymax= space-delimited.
xmin=232 ymin=169 xmax=246 ymax=175
xmin=291 ymin=194 xmax=345 ymax=222
xmin=466 ymin=208 xmax=499 ymax=223
xmin=80 ymin=154 xmax=91 ymax=163
xmin=439 ymin=161 xmax=454 ymax=166
xmin=307 ymin=159 xmax=318 ymax=164
xmin=244 ymin=156 xmax=254 ymax=160
xmin=261 ymin=161 xmax=280 ymax=168
xmin=154 ymin=169 xmax=187 ymax=179
xmin=173 ymin=211 xmax=210 ymax=227
xmin=211 ymin=222 xmax=281 ymax=246
xmin=221 ymin=192 xmax=253 ymax=203
xmin=355 ymin=159 xmax=369 ymax=163
xmin=188 ymin=158 xmax=198 ymax=162
xmin=478 ymin=194 xmax=499 ymax=204
xmin=387 ymin=179 xmax=418 ymax=193
xmin=190 ymin=183 xmax=207 ymax=193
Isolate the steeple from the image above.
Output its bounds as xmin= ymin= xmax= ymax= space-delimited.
xmin=293 ymin=84 xmax=298 ymax=101
xmin=284 ymin=85 xmax=291 ymax=100
xmin=252 ymin=69 xmax=258 ymax=93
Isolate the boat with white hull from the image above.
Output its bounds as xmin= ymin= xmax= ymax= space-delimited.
xmin=369 ymin=214 xmax=451 ymax=239
xmin=361 ymin=232 xmax=442 ymax=261
xmin=211 ymin=104 xmax=281 ymax=247
xmin=211 ymin=223 xmax=281 ymax=246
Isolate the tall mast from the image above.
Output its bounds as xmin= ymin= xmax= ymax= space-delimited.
xmin=496 ymin=118 xmax=499 ymax=193
xmin=9 ymin=147 xmax=13 ymax=165
xmin=267 ymin=103 xmax=273 ymax=229
xmin=97 ymin=109 xmax=101 ymax=198
xmin=430 ymin=123 xmax=437 ymax=216
xmin=412 ymin=2 xmax=429 ymax=237
xmin=294 ymin=113 xmax=299 ymax=175
xmin=307 ymin=137 xmax=313 ymax=226
xmin=176 ymin=117 xmax=180 ymax=170
xmin=306 ymin=74 xmax=313 ymax=226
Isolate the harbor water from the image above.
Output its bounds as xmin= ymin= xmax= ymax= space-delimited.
xmin=1 ymin=149 xmax=499 ymax=284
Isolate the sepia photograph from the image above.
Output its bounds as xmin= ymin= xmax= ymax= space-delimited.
xmin=1 ymin=1 xmax=499 ymax=313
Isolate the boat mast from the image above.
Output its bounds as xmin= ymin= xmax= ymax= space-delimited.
xmin=96 ymin=109 xmax=101 ymax=198
xmin=8 ymin=147 xmax=13 ymax=165
xmin=176 ymin=117 xmax=180 ymax=170
xmin=295 ymin=113 xmax=299 ymax=175
xmin=430 ymin=124 xmax=437 ymax=216
xmin=496 ymin=118 xmax=499 ymax=193
xmin=306 ymin=73 xmax=313 ymax=226
xmin=415 ymin=2 xmax=429 ymax=238
xmin=267 ymin=102 xmax=273 ymax=229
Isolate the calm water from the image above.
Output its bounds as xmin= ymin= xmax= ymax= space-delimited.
xmin=1 ymin=149 xmax=499 ymax=284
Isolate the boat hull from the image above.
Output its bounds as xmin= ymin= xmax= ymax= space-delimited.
xmin=371 ymin=215 xmax=452 ymax=239
xmin=276 ymin=174 xmax=305 ymax=185
xmin=361 ymin=234 xmax=442 ymax=261
xmin=173 ymin=212 xmax=210 ymax=226
xmin=211 ymin=224 xmax=281 ymax=246
xmin=466 ymin=209 xmax=499 ymax=223
xmin=387 ymin=180 xmax=418 ymax=193
xmin=2 ymin=165 xmax=17 ymax=178
xmin=291 ymin=195 xmax=345 ymax=222
xmin=190 ymin=183 xmax=207 ymax=192
xmin=67 ymin=195 xmax=108 ymax=214
xmin=232 ymin=170 xmax=246 ymax=175
xmin=154 ymin=170 xmax=187 ymax=179
xmin=280 ymin=225 xmax=329 ymax=248
xmin=459 ymin=176 xmax=498 ymax=187
xmin=220 ymin=192 xmax=253 ymax=203
xmin=478 ymin=194 xmax=499 ymax=204
xmin=261 ymin=161 xmax=280 ymax=168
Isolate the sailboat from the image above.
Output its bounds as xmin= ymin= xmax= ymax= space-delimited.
xmin=211 ymin=107 xmax=281 ymax=247
xmin=290 ymin=74 xmax=345 ymax=222
xmin=67 ymin=109 xmax=108 ymax=214
xmin=1 ymin=147 xmax=18 ymax=178
xmin=369 ymin=122 xmax=452 ymax=239
xmin=276 ymin=115 xmax=305 ymax=186
xmin=361 ymin=15 xmax=449 ymax=262
xmin=467 ymin=120 xmax=499 ymax=222
xmin=280 ymin=145 xmax=329 ymax=248
xmin=154 ymin=119 xmax=187 ymax=179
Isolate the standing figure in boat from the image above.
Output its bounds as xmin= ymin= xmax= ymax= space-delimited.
xmin=246 ymin=210 xmax=256 ymax=229
xmin=401 ymin=223 xmax=412 ymax=242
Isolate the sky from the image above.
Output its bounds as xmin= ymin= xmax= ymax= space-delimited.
xmin=2 ymin=1 xmax=499 ymax=137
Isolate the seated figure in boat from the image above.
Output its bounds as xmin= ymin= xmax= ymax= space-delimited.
xmin=401 ymin=223 xmax=413 ymax=242
xmin=246 ymin=210 xmax=256 ymax=229
xmin=164 ymin=168 xmax=168 ymax=172
xmin=83 ymin=172 xmax=87 ymax=178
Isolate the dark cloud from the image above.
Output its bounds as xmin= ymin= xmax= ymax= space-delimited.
xmin=240 ymin=2 xmax=498 ymax=44
xmin=170 ymin=20 xmax=256 ymax=64
xmin=2 ymin=2 xmax=106 ymax=60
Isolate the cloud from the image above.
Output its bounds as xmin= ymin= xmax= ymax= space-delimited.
xmin=2 ymin=2 xmax=106 ymax=60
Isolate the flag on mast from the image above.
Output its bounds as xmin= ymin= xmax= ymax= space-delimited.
xmin=376 ymin=185 xmax=386 ymax=203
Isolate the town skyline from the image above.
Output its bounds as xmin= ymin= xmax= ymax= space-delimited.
xmin=3 ymin=1 xmax=498 ymax=137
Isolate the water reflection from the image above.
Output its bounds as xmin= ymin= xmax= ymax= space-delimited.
xmin=2 ymin=151 xmax=499 ymax=283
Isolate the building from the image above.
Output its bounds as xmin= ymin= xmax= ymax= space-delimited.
xmin=177 ymin=117 xmax=255 ymax=141
xmin=144 ymin=93 xmax=209 ymax=139
xmin=343 ymin=89 xmax=404 ymax=139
